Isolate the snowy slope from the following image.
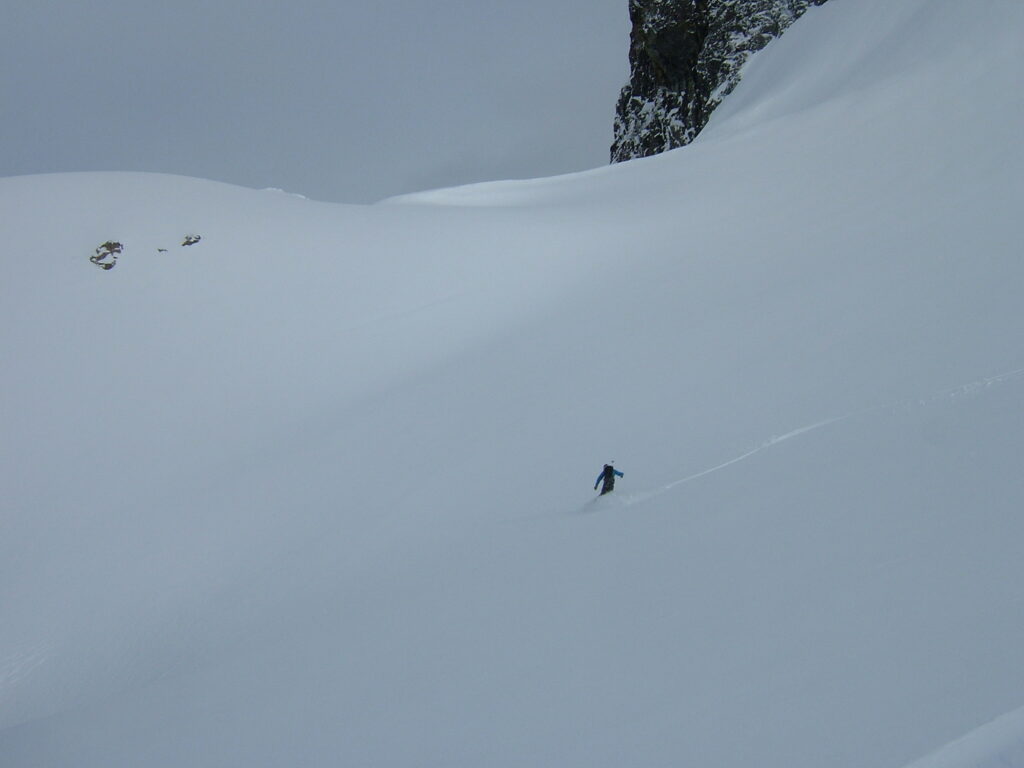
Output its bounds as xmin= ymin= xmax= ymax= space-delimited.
xmin=2 ymin=0 xmax=1024 ymax=766
xmin=902 ymin=706 xmax=1024 ymax=768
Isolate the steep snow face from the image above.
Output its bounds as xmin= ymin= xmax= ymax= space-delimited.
xmin=611 ymin=0 xmax=828 ymax=162
xmin=3 ymin=0 xmax=1024 ymax=767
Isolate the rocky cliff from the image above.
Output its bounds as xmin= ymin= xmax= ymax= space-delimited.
xmin=611 ymin=0 xmax=829 ymax=162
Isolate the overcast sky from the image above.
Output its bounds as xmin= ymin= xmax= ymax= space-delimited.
xmin=2 ymin=1 xmax=630 ymax=202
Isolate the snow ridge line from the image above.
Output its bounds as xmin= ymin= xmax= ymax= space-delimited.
xmin=900 ymin=703 xmax=1024 ymax=768
xmin=623 ymin=365 xmax=1024 ymax=506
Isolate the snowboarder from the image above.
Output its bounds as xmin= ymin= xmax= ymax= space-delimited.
xmin=595 ymin=463 xmax=624 ymax=496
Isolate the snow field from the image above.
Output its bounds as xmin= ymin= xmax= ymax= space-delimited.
xmin=2 ymin=0 xmax=1024 ymax=765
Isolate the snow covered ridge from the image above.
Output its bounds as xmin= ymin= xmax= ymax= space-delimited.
xmin=899 ymin=707 xmax=1024 ymax=768
xmin=2 ymin=1 xmax=1024 ymax=767
xmin=611 ymin=0 xmax=828 ymax=162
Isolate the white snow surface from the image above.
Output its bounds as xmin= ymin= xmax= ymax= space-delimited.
xmin=902 ymin=705 xmax=1024 ymax=768
xmin=2 ymin=1 xmax=1024 ymax=766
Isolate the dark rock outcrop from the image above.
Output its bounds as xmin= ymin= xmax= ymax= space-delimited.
xmin=611 ymin=0 xmax=829 ymax=162
xmin=90 ymin=240 xmax=123 ymax=270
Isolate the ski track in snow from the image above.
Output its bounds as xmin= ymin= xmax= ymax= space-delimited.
xmin=0 ymin=642 xmax=53 ymax=691
xmin=610 ymin=365 xmax=1024 ymax=510
xmin=521 ymin=364 xmax=1024 ymax=522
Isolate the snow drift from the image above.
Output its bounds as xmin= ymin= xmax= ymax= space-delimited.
xmin=2 ymin=0 xmax=1024 ymax=766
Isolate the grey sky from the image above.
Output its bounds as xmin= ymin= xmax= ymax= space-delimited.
xmin=2 ymin=1 xmax=630 ymax=202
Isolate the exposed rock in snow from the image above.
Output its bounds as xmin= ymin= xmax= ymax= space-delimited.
xmin=89 ymin=240 xmax=122 ymax=270
xmin=611 ymin=0 xmax=829 ymax=162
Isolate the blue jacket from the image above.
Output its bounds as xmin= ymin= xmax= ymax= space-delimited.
xmin=595 ymin=467 xmax=624 ymax=489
